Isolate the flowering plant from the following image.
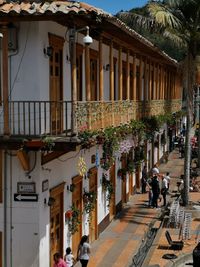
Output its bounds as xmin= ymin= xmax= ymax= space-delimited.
xmin=66 ymin=204 xmax=81 ymax=235
xmin=83 ymin=191 xmax=97 ymax=214
xmin=102 ymin=173 xmax=114 ymax=203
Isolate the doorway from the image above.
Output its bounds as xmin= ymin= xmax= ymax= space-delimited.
xmin=109 ymin=164 xmax=116 ymax=221
xmin=88 ymin=167 xmax=98 ymax=243
xmin=50 ymin=182 xmax=65 ymax=266
xmin=72 ymin=175 xmax=83 ymax=256
xmin=49 ymin=34 xmax=64 ymax=134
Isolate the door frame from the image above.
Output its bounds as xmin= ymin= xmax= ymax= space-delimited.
xmin=49 ymin=182 xmax=65 ymax=266
xmin=88 ymin=167 xmax=98 ymax=242
xmin=72 ymin=175 xmax=83 ymax=255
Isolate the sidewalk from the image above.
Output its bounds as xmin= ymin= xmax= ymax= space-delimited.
xmin=75 ymin=149 xmax=199 ymax=267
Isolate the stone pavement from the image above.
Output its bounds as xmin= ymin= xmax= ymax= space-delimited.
xmin=74 ymin=149 xmax=200 ymax=267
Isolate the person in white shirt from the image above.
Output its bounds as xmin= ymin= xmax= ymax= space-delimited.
xmin=161 ymin=175 xmax=168 ymax=206
xmin=77 ymin=235 xmax=91 ymax=267
xmin=164 ymin=172 xmax=171 ymax=190
xmin=64 ymin=247 xmax=74 ymax=267
xmin=152 ymin=164 xmax=159 ymax=176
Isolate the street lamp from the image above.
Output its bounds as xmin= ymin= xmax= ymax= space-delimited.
xmin=69 ymin=26 xmax=93 ymax=135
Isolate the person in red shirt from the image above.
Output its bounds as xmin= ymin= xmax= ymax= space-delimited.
xmin=53 ymin=252 xmax=69 ymax=267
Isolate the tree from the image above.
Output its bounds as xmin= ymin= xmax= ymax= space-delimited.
xmin=118 ymin=0 xmax=200 ymax=206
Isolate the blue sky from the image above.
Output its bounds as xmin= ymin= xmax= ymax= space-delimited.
xmin=84 ymin=0 xmax=149 ymax=14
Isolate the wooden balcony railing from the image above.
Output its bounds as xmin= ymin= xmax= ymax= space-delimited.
xmin=76 ymin=99 xmax=182 ymax=131
xmin=0 ymin=99 xmax=182 ymax=137
xmin=0 ymin=101 xmax=72 ymax=137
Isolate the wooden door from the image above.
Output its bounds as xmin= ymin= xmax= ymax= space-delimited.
xmin=109 ymin=164 xmax=116 ymax=221
xmin=121 ymin=155 xmax=127 ymax=204
xmin=50 ymin=183 xmax=65 ymax=267
xmin=49 ymin=34 xmax=64 ymax=134
xmin=135 ymin=165 xmax=141 ymax=190
xmin=128 ymin=150 xmax=133 ymax=196
xmin=72 ymin=175 xmax=82 ymax=256
xmin=89 ymin=167 xmax=98 ymax=243
xmin=90 ymin=50 xmax=98 ymax=101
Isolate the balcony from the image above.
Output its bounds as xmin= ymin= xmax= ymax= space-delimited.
xmin=0 ymin=99 xmax=182 ymax=138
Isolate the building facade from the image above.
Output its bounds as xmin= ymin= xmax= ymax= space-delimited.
xmin=0 ymin=1 xmax=182 ymax=267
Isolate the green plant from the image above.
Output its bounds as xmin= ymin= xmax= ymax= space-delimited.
xmin=117 ymin=168 xmax=127 ymax=177
xmin=66 ymin=204 xmax=81 ymax=235
xmin=102 ymin=174 xmax=114 ymax=202
xmin=42 ymin=136 xmax=55 ymax=151
xmin=127 ymin=161 xmax=135 ymax=173
xmin=83 ymin=190 xmax=97 ymax=214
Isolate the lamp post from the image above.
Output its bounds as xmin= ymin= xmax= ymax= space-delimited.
xmin=69 ymin=26 xmax=93 ymax=135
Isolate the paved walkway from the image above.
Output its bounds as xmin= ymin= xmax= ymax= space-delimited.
xmin=75 ymin=149 xmax=199 ymax=267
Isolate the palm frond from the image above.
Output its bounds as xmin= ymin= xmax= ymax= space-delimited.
xmin=163 ymin=29 xmax=187 ymax=48
xmin=148 ymin=3 xmax=182 ymax=30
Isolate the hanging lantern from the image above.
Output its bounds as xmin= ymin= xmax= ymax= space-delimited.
xmin=77 ymin=156 xmax=87 ymax=177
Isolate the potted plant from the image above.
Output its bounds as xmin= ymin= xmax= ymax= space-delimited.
xmin=66 ymin=204 xmax=81 ymax=235
xmin=83 ymin=190 xmax=97 ymax=215
xmin=101 ymin=174 xmax=114 ymax=203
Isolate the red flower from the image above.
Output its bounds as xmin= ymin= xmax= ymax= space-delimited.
xmin=65 ymin=210 xmax=73 ymax=219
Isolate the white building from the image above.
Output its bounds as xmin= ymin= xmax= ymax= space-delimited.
xmin=0 ymin=1 xmax=182 ymax=266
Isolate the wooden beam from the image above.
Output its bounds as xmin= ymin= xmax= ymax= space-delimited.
xmin=1 ymin=25 xmax=9 ymax=135
xmin=126 ymin=50 xmax=130 ymax=100
xmin=132 ymin=55 xmax=136 ymax=100
xmin=110 ymin=40 xmax=114 ymax=100
xmin=85 ymin=46 xmax=90 ymax=101
xmin=99 ymin=36 xmax=103 ymax=101
xmin=118 ymin=47 xmax=122 ymax=100
xmin=17 ymin=150 xmax=30 ymax=172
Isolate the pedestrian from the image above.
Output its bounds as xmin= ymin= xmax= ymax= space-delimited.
xmin=151 ymin=175 xmax=160 ymax=208
xmin=146 ymin=177 xmax=153 ymax=207
xmin=77 ymin=235 xmax=91 ymax=267
xmin=141 ymin=165 xmax=147 ymax=193
xmin=152 ymin=164 xmax=159 ymax=176
xmin=53 ymin=252 xmax=68 ymax=267
xmin=64 ymin=247 xmax=74 ymax=267
xmin=161 ymin=175 xmax=168 ymax=206
xmin=164 ymin=172 xmax=171 ymax=191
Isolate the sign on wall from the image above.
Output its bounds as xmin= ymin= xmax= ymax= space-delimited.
xmin=17 ymin=182 xmax=36 ymax=194
xmin=14 ymin=193 xmax=38 ymax=202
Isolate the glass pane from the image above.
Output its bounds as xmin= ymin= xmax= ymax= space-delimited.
xmin=55 ymin=52 xmax=59 ymax=63
xmin=56 ymin=214 xmax=59 ymax=225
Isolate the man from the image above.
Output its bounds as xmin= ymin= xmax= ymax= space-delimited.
xmin=152 ymin=164 xmax=159 ymax=177
xmin=53 ymin=252 xmax=68 ymax=267
xmin=164 ymin=172 xmax=171 ymax=191
xmin=151 ymin=175 xmax=160 ymax=208
xmin=161 ymin=175 xmax=168 ymax=206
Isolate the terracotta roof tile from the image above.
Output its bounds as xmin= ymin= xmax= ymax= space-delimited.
xmin=0 ymin=1 xmax=177 ymax=64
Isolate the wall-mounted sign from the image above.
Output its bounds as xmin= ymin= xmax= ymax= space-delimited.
xmin=14 ymin=193 xmax=38 ymax=202
xmin=42 ymin=179 xmax=49 ymax=192
xmin=17 ymin=182 xmax=36 ymax=194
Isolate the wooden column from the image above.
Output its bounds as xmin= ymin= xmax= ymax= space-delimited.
xmin=85 ymin=45 xmax=90 ymax=101
xmin=139 ymin=56 xmax=143 ymax=100
xmin=71 ymin=35 xmax=77 ymax=133
xmin=158 ymin=65 xmax=161 ymax=99
xmin=126 ymin=50 xmax=130 ymax=100
xmin=144 ymin=58 xmax=147 ymax=101
xmin=118 ymin=47 xmax=122 ymax=100
xmin=132 ymin=55 xmax=136 ymax=100
xmin=152 ymin=62 xmax=156 ymax=100
xmin=110 ymin=40 xmax=114 ymax=101
xmin=99 ymin=36 xmax=103 ymax=101
xmin=148 ymin=60 xmax=152 ymax=100
xmin=1 ymin=25 xmax=9 ymax=135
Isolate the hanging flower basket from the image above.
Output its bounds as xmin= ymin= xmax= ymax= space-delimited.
xmin=101 ymin=174 xmax=114 ymax=203
xmin=83 ymin=191 xmax=97 ymax=214
xmin=66 ymin=205 xmax=81 ymax=235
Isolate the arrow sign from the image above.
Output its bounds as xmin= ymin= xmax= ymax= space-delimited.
xmin=14 ymin=193 xmax=38 ymax=202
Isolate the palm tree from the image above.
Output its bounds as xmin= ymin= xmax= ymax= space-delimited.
xmin=118 ymin=0 xmax=200 ymax=206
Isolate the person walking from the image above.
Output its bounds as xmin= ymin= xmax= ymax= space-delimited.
xmin=77 ymin=235 xmax=91 ymax=267
xmin=64 ymin=247 xmax=74 ymax=267
xmin=164 ymin=172 xmax=171 ymax=191
xmin=141 ymin=165 xmax=147 ymax=193
xmin=152 ymin=164 xmax=159 ymax=176
xmin=53 ymin=252 xmax=68 ymax=267
xmin=151 ymin=175 xmax=160 ymax=208
xmin=161 ymin=175 xmax=168 ymax=206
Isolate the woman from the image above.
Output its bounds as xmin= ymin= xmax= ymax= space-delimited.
xmin=77 ymin=235 xmax=91 ymax=267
